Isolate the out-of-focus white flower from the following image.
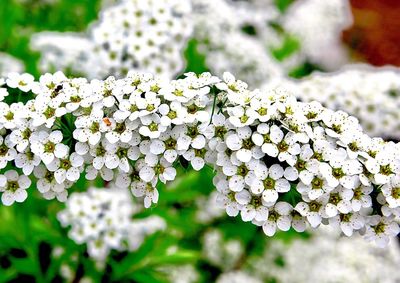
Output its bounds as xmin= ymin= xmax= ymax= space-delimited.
xmin=58 ymin=187 xmax=166 ymax=261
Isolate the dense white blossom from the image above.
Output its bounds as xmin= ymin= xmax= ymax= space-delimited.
xmin=58 ymin=187 xmax=166 ymax=260
xmin=32 ymin=0 xmax=192 ymax=79
xmin=284 ymin=65 xmax=400 ymax=140
xmin=0 ymin=70 xmax=399 ymax=246
xmin=0 ymin=52 xmax=24 ymax=77
xmin=250 ymin=226 xmax=400 ymax=283
xmin=281 ymin=0 xmax=352 ymax=70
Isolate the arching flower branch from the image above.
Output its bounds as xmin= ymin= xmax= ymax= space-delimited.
xmin=0 ymin=71 xmax=399 ymax=247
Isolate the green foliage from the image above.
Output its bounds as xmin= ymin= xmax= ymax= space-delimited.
xmin=0 ymin=0 xmax=101 ymax=77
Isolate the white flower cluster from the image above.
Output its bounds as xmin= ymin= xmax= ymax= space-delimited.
xmin=192 ymin=0 xmax=283 ymax=87
xmin=1 ymin=70 xmax=400 ymax=246
xmin=30 ymin=32 xmax=102 ymax=78
xmin=57 ymin=187 xmax=166 ymax=260
xmin=202 ymin=229 xmax=244 ymax=270
xmin=0 ymin=52 xmax=24 ymax=77
xmin=216 ymin=271 xmax=262 ymax=283
xmin=285 ymin=65 xmax=400 ymax=140
xmin=281 ymin=0 xmax=353 ymax=70
xmin=32 ymin=0 xmax=192 ymax=79
xmin=250 ymin=226 xmax=400 ymax=283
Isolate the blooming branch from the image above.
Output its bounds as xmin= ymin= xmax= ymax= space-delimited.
xmin=0 ymin=70 xmax=399 ymax=246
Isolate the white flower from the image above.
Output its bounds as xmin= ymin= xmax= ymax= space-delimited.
xmin=260 ymin=125 xmax=300 ymax=166
xmin=131 ymin=179 xmax=159 ymax=208
xmin=226 ymin=127 xmax=260 ymax=163
xmin=105 ymin=118 xmax=138 ymax=144
xmin=140 ymin=154 xmax=176 ymax=183
xmin=0 ymin=135 xmax=17 ymax=169
xmin=222 ymin=159 xmax=258 ymax=192
xmin=139 ymin=114 xmax=167 ymax=139
xmin=286 ymin=144 xmax=319 ymax=183
xmin=51 ymin=153 xmax=84 ymax=184
xmin=0 ymin=102 xmax=25 ymax=129
xmin=6 ymin=72 xmax=34 ymax=92
xmin=176 ymin=123 xmax=206 ymax=151
xmin=14 ymin=149 xmax=41 ymax=175
xmin=0 ymin=170 xmax=31 ymax=206
xmin=236 ymin=191 xmax=269 ymax=222
xmin=251 ymin=164 xmax=290 ymax=205
xmin=350 ymin=182 xmax=372 ymax=211
xmin=9 ymin=122 xmax=34 ymax=152
xmin=149 ymin=129 xmax=180 ymax=163
xmin=30 ymin=130 xmax=69 ymax=165
xmin=262 ymin=202 xmax=293 ymax=236
xmin=296 ymin=173 xmax=334 ymax=201
xmin=34 ymin=165 xmax=67 ymax=196
xmin=329 ymin=212 xmax=364 ymax=236
xmin=103 ymin=142 xmax=133 ymax=173
xmin=215 ymin=176 xmax=243 ymax=217
xmin=381 ymin=175 xmax=400 ymax=208
xmin=364 ymin=216 xmax=400 ymax=247
xmin=295 ymin=198 xmax=327 ymax=228
xmin=323 ymin=187 xmax=353 ymax=217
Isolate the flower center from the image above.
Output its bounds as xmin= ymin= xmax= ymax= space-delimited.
xmin=240 ymin=115 xmax=249 ymax=123
xmin=236 ymin=164 xmax=248 ymax=177
xmin=149 ymin=122 xmax=159 ymax=132
xmin=167 ymin=110 xmax=177 ymax=119
xmin=258 ymin=107 xmax=267 ymax=116
xmin=277 ymin=141 xmax=289 ymax=152
xmin=309 ymin=201 xmax=322 ymax=212
xmin=44 ymin=141 xmax=55 ymax=153
xmin=60 ymin=159 xmax=72 ymax=170
xmin=0 ymin=145 xmax=8 ymax=156
xmin=328 ymin=193 xmax=341 ymax=205
xmin=116 ymin=148 xmax=128 ymax=158
xmin=43 ymin=107 xmax=56 ymax=119
xmin=295 ymin=159 xmax=306 ymax=171
xmin=96 ymin=145 xmax=106 ymax=157
xmin=264 ymin=177 xmax=276 ymax=190
xmin=22 ymin=128 xmax=32 ymax=139
xmin=242 ymin=138 xmax=254 ymax=150
xmin=194 ymin=148 xmax=207 ymax=158
xmin=250 ymin=196 xmax=262 ymax=207
xmin=7 ymin=181 xmax=19 ymax=192
xmin=4 ymin=111 xmax=14 ymax=121
xmin=165 ymin=138 xmax=177 ymax=150
xmin=332 ymin=168 xmax=345 ymax=179
xmin=115 ymin=123 xmax=126 ymax=134
xmin=391 ymin=187 xmax=400 ymax=199
xmin=154 ymin=164 xmax=165 ymax=174
xmin=186 ymin=126 xmax=199 ymax=138
xmin=373 ymin=222 xmax=386 ymax=234
xmin=215 ymin=126 xmax=227 ymax=139
xmin=380 ymin=164 xmax=393 ymax=176
xmin=311 ymin=177 xmax=323 ymax=190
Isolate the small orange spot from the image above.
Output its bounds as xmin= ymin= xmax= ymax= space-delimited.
xmin=103 ymin=117 xmax=112 ymax=126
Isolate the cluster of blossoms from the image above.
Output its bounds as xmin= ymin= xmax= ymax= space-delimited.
xmin=1 ymin=70 xmax=400 ymax=247
xmin=202 ymin=229 xmax=244 ymax=271
xmin=280 ymin=0 xmax=353 ymax=70
xmin=216 ymin=271 xmax=262 ymax=283
xmin=192 ymin=0 xmax=283 ymax=87
xmin=57 ymin=187 xmax=166 ymax=260
xmin=198 ymin=226 xmax=400 ymax=283
xmin=284 ymin=65 xmax=400 ymax=140
xmin=32 ymin=0 xmax=192 ymax=79
xmin=0 ymin=52 xmax=24 ymax=77
xmin=249 ymin=226 xmax=400 ymax=283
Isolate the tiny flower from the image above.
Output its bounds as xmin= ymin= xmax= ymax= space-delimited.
xmin=0 ymin=170 xmax=31 ymax=206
